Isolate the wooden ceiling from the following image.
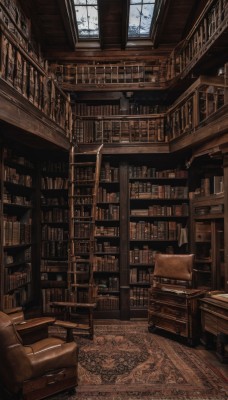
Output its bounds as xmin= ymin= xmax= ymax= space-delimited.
xmin=20 ymin=0 xmax=206 ymax=56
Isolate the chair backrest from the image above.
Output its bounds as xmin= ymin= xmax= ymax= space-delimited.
xmin=153 ymin=254 xmax=194 ymax=283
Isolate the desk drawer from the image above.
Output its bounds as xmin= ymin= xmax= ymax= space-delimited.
xmin=148 ymin=312 xmax=187 ymax=337
xmin=149 ymin=290 xmax=187 ymax=307
xmin=149 ymin=301 xmax=187 ymax=320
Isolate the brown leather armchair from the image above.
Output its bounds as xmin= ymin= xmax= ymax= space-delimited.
xmin=0 ymin=311 xmax=78 ymax=400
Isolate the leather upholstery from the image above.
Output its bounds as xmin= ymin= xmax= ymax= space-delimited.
xmin=0 ymin=311 xmax=78 ymax=397
xmin=153 ymin=253 xmax=194 ymax=282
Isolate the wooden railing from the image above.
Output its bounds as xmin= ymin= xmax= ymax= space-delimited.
xmin=167 ymin=76 xmax=226 ymax=141
xmin=73 ymin=76 xmax=226 ymax=144
xmin=51 ymin=61 xmax=167 ymax=90
xmin=167 ymin=0 xmax=228 ymax=80
xmin=0 ymin=25 xmax=72 ymax=136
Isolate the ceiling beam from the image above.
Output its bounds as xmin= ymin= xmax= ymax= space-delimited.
xmin=57 ymin=0 xmax=78 ymax=49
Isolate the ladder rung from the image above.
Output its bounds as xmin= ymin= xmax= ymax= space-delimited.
xmin=52 ymin=301 xmax=96 ymax=309
xmin=71 ymin=161 xmax=96 ymax=165
xmin=71 ymin=284 xmax=89 ymax=288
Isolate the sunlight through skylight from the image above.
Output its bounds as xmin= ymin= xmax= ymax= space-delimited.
xmin=73 ymin=0 xmax=99 ymax=39
xmin=128 ymin=0 xmax=155 ymax=38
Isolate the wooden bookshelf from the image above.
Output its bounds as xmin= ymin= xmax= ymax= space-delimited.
xmin=73 ymin=114 xmax=167 ymax=144
xmin=0 ymin=143 xmax=36 ymax=310
xmin=50 ymin=60 xmax=167 ymax=90
xmin=40 ymin=157 xmax=69 ymax=315
xmin=189 ymin=154 xmax=225 ymax=291
xmin=128 ymin=164 xmax=189 ymax=318
xmin=94 ymin=159 xmax=120 ymax=318
xmin=0 ymin=22 xmax=72 ymax=136
xmin=167 ymin=0 xmax=228 ymax=80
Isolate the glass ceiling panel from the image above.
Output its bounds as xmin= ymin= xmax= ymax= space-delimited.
xmin=73 ymin=0 xmax=99 ymax=39
xmin=128 ymin=0 xmax=155 ymax=38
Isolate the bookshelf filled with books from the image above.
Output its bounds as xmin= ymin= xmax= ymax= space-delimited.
xmin=94 ymin=160 xmax=120 ymax=318
xmin=40 ymin=157 xmax=69 ymax=315
xmin=189 ymin=154 xmax=225 ymax=290
xmin=128 ymin=163 xmax=189 ymax=317
xmin=0 ymin=143 xmax=36 ymax=310
xmin=51 ymin=60 xmax=167 ymax=90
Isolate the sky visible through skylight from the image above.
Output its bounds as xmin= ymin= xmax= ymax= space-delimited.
xmin=73 ymin=0 xmax=155 ymax=40
xmin=73 ymin=0 xmax=99 ymax=39
xmin=128 ymin=0 xmax=155 ymax=38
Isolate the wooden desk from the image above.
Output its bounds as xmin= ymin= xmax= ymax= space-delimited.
xmin=148 ymin=286 xmax=205 ymax=346
xmin=200 ymin=296 xmax=228 ymax=362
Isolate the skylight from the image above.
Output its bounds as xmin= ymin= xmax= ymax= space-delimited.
xmin=128 ymin=0 xmax=155 ymax=39
xmin=73 ymin=0 xmax=99 ymax=39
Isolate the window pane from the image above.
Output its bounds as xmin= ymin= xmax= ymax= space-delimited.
xmin=74 ymin=1 xmax=99 ymax=38
xmin=128 ymin=0 xmax=155 ymax=38
xmin=74 ymin=0 xmax=97 ymax=5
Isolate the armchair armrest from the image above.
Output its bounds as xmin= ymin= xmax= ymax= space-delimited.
xmin=16 ymin=317 xmax=56 ymax=345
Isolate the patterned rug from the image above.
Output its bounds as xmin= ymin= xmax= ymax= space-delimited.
xmin=50 ymin=323 xmax=228 ymax=400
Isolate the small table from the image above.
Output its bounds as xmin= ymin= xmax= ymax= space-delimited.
xmin=200 ymin=295 xmax=228 ymax=362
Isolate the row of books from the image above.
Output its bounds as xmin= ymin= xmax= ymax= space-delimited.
xmin=130 ymin=221 xmax=182 ymax=241
xmin=42 ymin=288 xmax=67 ymax=313
xmin=93 ymin=256 xmax=119 ymax=271
xmin=52 ymin=61 xmax=166 ymax=85
xmin=95 ymin=242 xmax=119 ymax=253
xmin=3 ymin=218 xmax=31 ymax=246
xmin=41 ymin=209 xmax=69 ymax=223
xmin=41 ymin=196 xmax=68 ymax=207
xmin=74 ymin=103 xmax=167 ymax=116
xmin=4 ymin=264 xmax=31 ymax=292
xmin=73 ymin=223 xmax=91 ymax=238
xmin=4 ymin=167 xmax=32 ymax=187
xmin=96 ymin=295 xmax=119 ymax=310
xmin=130 ymin=183 xmax=188 ymax=199
xmin=97 ymin=189 xmax=120 ymax=203
xmin=41 ymin=242 xmax=68 ymax=258
xmin=40 ymin=260 xmax=68 ymax=273
xmin=41 ymin=226 xmax=68 ymax=241
xmin=95 ymin=226 xmax=119 ymax=236
xmin=100 ymin=163 xmax=119 ymax=182
xmin=131 ymin=203 xmax=189 ymax=217
xmin=75 ymin=167 xmax=94 ymax=181
xmin=96 ymin=205 xmax=119 ymax=220
xmin=41 ymin=161 xmax=68 ymax=173
xmin=0 ymin=0 xmax=45 ymax=67
xmin=129 ymin=248 xmax=159 ymax=265
xmin=129 ymin=167 xmax=188 ymax=179
xmin=3 ymin=191 xmax=31 ymax=206
xmin=41 ymin=177 xmax=68 ymax=190
xmin=129 ymin=268 xmax=151 ymax=284
xmin=1 ymin=32 xmax=71 ymax=133
xmin=130 ymin=287 xmax=149 ymax=307
xmin=74 ymin=117 xmax=167 ymax=144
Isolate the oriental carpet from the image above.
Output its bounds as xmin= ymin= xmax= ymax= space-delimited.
xmin=50 ymin=322 xmax=228 ymax=400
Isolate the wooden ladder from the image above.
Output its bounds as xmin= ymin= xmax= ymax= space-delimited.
xmin=52 ymin=144 xmax=103 ymax=339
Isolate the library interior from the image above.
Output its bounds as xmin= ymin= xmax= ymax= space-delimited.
xmin=0 ymin=1 xmax=228 ymax=400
